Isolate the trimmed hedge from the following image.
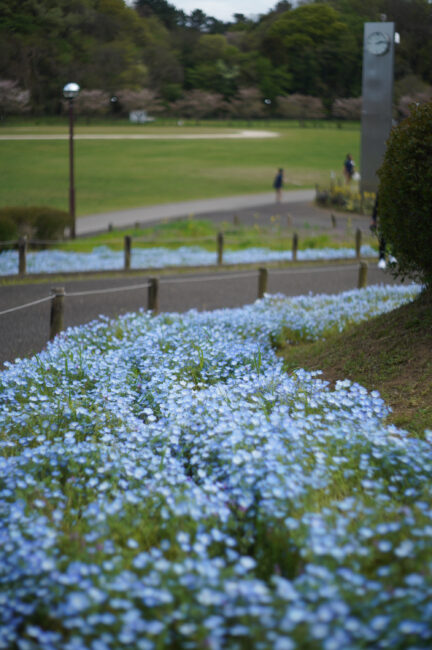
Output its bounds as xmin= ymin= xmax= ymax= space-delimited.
xmin=0 ymin=206 xmax=71 ymax=245
xmin=378 ymin=101 xmax=432 ymax=288
xmin=0 ymin=214 xmax=18 ymax=244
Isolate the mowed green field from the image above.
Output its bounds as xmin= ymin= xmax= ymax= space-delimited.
xmin=1 ymin=122 xmax=360 ymax=216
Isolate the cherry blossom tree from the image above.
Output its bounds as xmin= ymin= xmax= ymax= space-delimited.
xmin=0 ymin=80 xmax=30 ymax=120
xmin=397 ymin=90 xmax=432 ymax=120
xmin=332 ymin=97 xmax=362 ymax=120
xmin=170 ymin=90 xmax=226 ymax=120
xmin=276 ymin=94 xmax=325 ymax=120
xmin=115 ymin=88 xmax=163 ymax=115
xmin=230 ymin=88 xmax=265 ymax=120
xmin=73 ymin=90 xmax=110 ymax=122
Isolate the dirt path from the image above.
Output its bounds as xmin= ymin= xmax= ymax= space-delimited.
xmin=0 ymin=129 xmax=279 ymax=141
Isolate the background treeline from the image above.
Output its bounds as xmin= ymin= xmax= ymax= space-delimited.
xmin=1 ymin=0 xmax=431 ymax=121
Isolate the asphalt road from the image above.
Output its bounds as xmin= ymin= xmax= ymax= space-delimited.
xmin=0 ymin=193 xmax=394 ymax=368
xmin=77 ymin=190 xmax=315 ymax=235
xmin=0 ymin=263 xmax=397 ymax=368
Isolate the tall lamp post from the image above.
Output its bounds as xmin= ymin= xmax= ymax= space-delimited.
xmin=63 ymin=82 xmax=80 ymax=239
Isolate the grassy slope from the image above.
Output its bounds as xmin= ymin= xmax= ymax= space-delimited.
xmin=0 ymin=123 xmax=359 ymax=215
xmin=51 ymin=216 xmax=369 ymax=253
xmin=278 ymin=289 xmax=432 ymax=436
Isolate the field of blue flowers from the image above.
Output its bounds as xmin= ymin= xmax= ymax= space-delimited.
xmin=0 ymin=244 xmax=377 ymax=275
xmin=1 ymin=283 xmax=431 ymax=650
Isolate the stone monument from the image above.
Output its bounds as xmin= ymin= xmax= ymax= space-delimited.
xmin=360 ymin=21 xmax=395 ymax=193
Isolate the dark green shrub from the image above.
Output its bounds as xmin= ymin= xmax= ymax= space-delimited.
xmin=32 ymin=208 xmax=70 ymax=241
xmin=0 ymin=206 xmax=70 ymax=242
xmin=0 ymin=214 xmax=18 ymax=248
xmin=378 ymin=100 xmax=432 ymax=287
xmin=0 ymin=207 xmax=29 ymax=232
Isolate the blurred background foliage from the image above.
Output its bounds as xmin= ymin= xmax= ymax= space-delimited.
xmin=0 ymin=0 xmax=431 ymax=120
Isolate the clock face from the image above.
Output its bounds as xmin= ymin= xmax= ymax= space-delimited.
xmin=366 ymin=31 xmax=390 ymax=55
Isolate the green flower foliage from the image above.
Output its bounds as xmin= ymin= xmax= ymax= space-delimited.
xmin=315 ymin=184 xmax=376 ymax=214
xmin=378 ymin=100 xmax=432 ymax=287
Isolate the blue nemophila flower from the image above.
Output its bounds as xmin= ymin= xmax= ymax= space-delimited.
xmin=0 ymin=245 xmax=379 ymax=275
xmin=1 ymin=283 xmax=431 ymax=649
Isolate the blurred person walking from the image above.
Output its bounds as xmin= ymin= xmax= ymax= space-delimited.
xmin=343 ymin=154 xmax=355 ymax=184
xmin=273 ymin=168 xmax=284 ymax=203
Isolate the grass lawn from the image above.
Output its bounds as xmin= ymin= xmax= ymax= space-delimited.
xmin=50 ymin=216 xmax=374 ymax=254
xmin=278 ymin=289 xmax=432 ymax=436
xmin=0 ymin=120 xmax=360 ymax=216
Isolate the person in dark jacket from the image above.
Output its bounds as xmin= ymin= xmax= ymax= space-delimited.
xmin=273 ymin=168 xmax=284 ymax=203
xmin=343 ymin=154 xmax=355 ymax=184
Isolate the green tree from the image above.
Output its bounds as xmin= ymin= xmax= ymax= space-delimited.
xmin=262 ymin=4 xmax=361 ymax=101
xmin=237 ymin=53 xmax=292 ymax=102
xmin=0 ymin=0 xmax=152 ymax=111
xmin=185 ymin=33 xmax=241 ymax=97
xmin=134 ymin=0 xmax=181 ymax=29
xmin=194 ymin=34 xmax=229 ymax=62
xmin=186 ymin=60 xmax=240 ymax=97
xmin=144 ymin=42 xmax=184 ymax=91
xmin=187 ymin=9 xmax=208 ymax=31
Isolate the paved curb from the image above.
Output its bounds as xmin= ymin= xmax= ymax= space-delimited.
xmin=77 ymin=190 xmax=315 ymax=236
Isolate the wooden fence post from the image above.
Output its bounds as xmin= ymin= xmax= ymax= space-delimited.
xmin=233 ymin=214 xmax=239 ymax=226
xmin=18 ymin=236 xmax=27 ymax=275
xmin=358 ymin=261 xmax=368 ymax=289
xmin=50 ymin=287 xmax=65 ymax=340
xmin=217 ymin=232 xmax=224 ymax=266
xmin=292 ymin=232 xmax=298 ymax=262
xmin=258 ymin=267 xmax=268 ymax=299
xmin=148 ymin=277 xmax=159 ymax=314
xmin=355 ymin=228 xmax=362 ymax=260
xmin=331 ymin=213 xmax=337 ymax=228
xmin=124 ymin=235 xmax=132 ymax=270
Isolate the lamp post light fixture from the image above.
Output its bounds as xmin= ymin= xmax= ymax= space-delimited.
xmin=63 ymin=82 xmax=80 ymax=238
xmin=264 ymin=98 xmax=272 ymax=125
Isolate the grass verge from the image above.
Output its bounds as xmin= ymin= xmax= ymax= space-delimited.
xmin=277 ymin=288 xmax=432 ymax=436
xmin=52 ymin=217 xmax=365 ymax=252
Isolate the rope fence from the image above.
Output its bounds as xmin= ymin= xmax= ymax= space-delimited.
xmin=270 ymin=263 xmax=360 ymax=275
xmin=0 ymin=263 xmax=369 ymax=342
xmin=66 ymin=280 xmax=150 ymax=298
xmin=0 ymin=295 xmax=52 ymax=317
xmin=0 ymin=228 xmax=365 ymax=277
xmin=159 ymin=271 xmax=258 ymax=285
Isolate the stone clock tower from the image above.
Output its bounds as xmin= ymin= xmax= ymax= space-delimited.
xmin=360 ymin=21 xmax=395 ymax=193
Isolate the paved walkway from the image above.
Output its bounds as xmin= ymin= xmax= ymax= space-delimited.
xmin=77 ymin=189 xmax=315 ymax=235
xmin=0 ymin=263 xmax=396 ymax=368
xmin=1 ymin=190 xmax=386 ymax=367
